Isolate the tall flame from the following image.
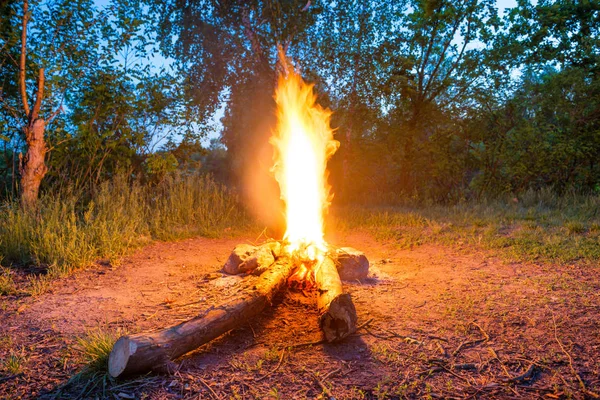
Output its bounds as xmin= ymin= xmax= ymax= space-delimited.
xmin=270 ymin=56 xmax=339 ymax=264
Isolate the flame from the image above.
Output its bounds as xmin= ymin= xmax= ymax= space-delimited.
xmin=270 ymin=54 xmax=339 ymax=273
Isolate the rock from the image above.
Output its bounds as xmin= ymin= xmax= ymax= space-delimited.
xmin=239 ymin=245 xmax=275 ymax=273
xmin=223 ymin=244 xmax=257 ymax=274
xmin=222 ymin=243 xmax=278 ymax=275
xmin=335 ymin=247 xmax=369 ymax=281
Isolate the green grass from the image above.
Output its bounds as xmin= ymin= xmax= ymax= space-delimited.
xmin=75 ymin=328 xmax=120 ymax=373
xmin=0 ymin=173 xmax=248 ymax=282
xmin=333 ymin=189 xmax=600 ymax=264
xmin=52 ymin=328 xmax=122 ymax=398
xmin=1 ymin=348 xmax=26 ymax=375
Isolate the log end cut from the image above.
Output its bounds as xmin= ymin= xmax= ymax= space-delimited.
xmin=108 ymin=335 xmax=169 ymax=378
xmin=319 ymin=293 xmax=357 ymax=342
xmin=108 ymin=336 xmax=133 ymax=378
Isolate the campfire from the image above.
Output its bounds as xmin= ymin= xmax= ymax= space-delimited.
xmin=107 ymin=54 xmax=369 ymax=378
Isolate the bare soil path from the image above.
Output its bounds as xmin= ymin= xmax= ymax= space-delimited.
xmin=1 ymin=232 xmax=599 ymax=399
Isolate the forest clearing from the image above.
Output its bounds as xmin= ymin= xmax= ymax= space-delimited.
xmin=2 ymin=0 xmax=600 ymax=398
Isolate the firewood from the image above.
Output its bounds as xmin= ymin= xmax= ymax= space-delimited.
xmin=108 ymin=258 xmax=295 ymax=378
xmin=315 ymin=256 xmax=358 ymax=342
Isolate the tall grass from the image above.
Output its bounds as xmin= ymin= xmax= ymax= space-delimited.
xmin=0 ymin=173 xmax=248 ymax=278
xmin=332 ymin=188 xmax=600 ymax=264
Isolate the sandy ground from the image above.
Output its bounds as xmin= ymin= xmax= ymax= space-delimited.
xmin=1 ymin=232 xmax=599 ymax=399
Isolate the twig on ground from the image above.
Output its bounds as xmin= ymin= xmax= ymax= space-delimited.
xmin=550 ymin=309 xmax=600 ymax=398
xmin=198 ymin=376 xmax=220 ymax=400
xmin=453 ymin=321 xmax=489 ymax=357
xmin=286 ymin=338 xmax=326 ymax=349
xmin=506 ymin=363 xmax=536 ymax=383
xmin=382 ymin=328 xmax=422 ymax=344
xmin=435 ymin=340 xmax=448 ymax=357
xmin=363 ymin=327 xmax=392 ymax=340
xmin=355 ymin=317 xmax=374 ymax=331
xmin=306 ymin=367 xmax=336 ymax=399
xmin=488 ymin=347 xmax=511 ymax=378
xmin=322 ymin=367 xmax=342 ymax=382
xmin=255 ymin=349 xmax=285 ymax=382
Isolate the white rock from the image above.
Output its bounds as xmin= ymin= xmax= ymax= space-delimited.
xmin=222 ymin=244 xmax=257 ymax=275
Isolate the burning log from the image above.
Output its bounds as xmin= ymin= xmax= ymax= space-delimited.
xmin=315 ymin=256 xmax=358 ymax=342
xmin=108 ymin=257 xmax=295 ymax=378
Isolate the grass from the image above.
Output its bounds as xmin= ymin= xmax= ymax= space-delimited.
xmin=50 ymin=328 xmax=122 ymax=398
xmin=0 ymin=173 xmax=249 ymax=286
xmin=1 ymin=347 xmax=26 ymax=375
xmin=75 ymin=328 xmax=120 ymax=373
xmin=332 ymin=188 xmax=600 ymax=264
xmin=0 ymin=267 xmax=17 ymax=295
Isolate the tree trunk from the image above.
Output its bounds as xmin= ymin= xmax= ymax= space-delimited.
xmin=315 ymin=256 xmax=358 ymax=342
xmin=108 ymin=257 xmax=296 ymax=378
xmin=20 ymin=118 xmax=48 ymax=208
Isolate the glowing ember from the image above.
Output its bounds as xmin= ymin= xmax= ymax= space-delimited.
xmin=270 ymin=53 xmax=339 ymax=283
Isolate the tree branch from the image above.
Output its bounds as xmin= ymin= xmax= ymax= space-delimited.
xmin=19 ymin=0 xmax=30 ymax=118
xmin=30 ymin=68 xmax=45 ymax=123
xmin=423 ymin=0 xmax=469 ymax=99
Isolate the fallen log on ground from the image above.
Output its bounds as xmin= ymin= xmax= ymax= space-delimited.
xmin=315 ymin=256 xmax=358 ymax=342
xmin=108 ymin=257 xmax=295 ymax=378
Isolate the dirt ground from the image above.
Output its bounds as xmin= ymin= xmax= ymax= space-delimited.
xmin=1 ymin=231 xmax=599 ymax=399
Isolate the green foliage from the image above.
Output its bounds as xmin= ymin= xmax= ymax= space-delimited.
xmin=2 ymin=0 xmax=600 ymax=208
xmin=144 ymin=152 xmax=179 ymax=183
xmin=0 ymin=174 xmax=247 ymax=276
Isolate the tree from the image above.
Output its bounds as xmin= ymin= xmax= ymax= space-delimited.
xmin=15 ymin=0 xmax=59 ymax=208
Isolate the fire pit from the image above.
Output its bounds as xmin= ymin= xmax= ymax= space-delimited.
xmin=108 ymin=53 xmax=369 ymax=378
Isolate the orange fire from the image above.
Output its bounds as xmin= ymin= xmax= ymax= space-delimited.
xmin=270 ymin=54 xmax=339 ymax=282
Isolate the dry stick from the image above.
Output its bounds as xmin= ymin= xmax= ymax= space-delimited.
xmin=322 ymin=367 xmax=342 ymax=382
xmin=286 ymin=338 xmax=326 ymax=350
xmin=453 ymin=321 xmax=489 ymax=357
xmin=198 ymin=376 xmax=221 ymax=400
xmin=382 ymin=328 xmax=422 ymax=344
xmin=356 ymin=317 xmax=374 ymax=331
xmin=306 ymin=367 xmax=335 ymax=399
xmin=435 ymin=340 xmax=448 ymax=358
xmin=507 ymin=363 xmax=536 ymax=383
xmin=255 ymin=350 xmax=286 ymax=382
xmin=488 ymin=347 xmax=511 ymax=378
xmin=550 ymin=310 xmax=600 ymax=399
